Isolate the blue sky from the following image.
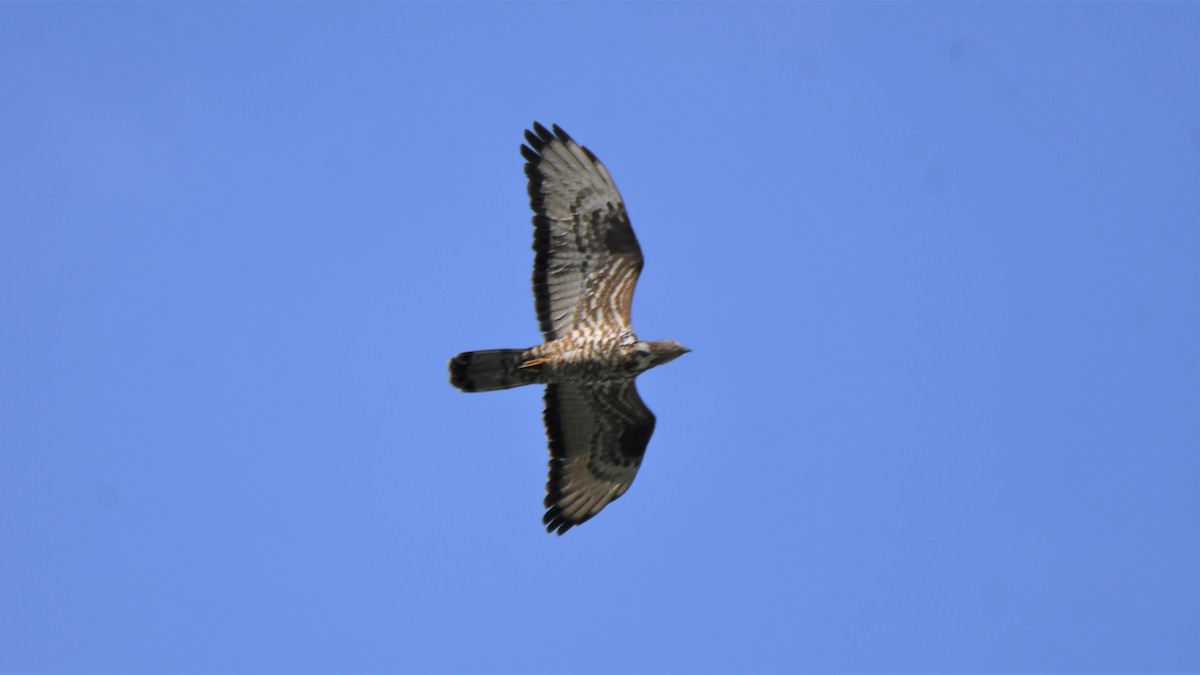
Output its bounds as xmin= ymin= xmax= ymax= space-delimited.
xmin=2 ymin=2 xmax=1199 ymax=672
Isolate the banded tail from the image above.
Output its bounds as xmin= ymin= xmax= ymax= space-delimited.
xmin=448 ymin=349 xmax=536 ymax=392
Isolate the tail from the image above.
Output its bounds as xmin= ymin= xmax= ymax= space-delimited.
xmin=448 ymin=349 xmax=535 ymax=392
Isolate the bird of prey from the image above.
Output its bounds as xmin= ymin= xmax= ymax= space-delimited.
xmin=448 ymin=123 xmax=688 ymax=535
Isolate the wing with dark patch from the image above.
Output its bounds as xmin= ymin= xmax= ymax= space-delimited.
xmin=541 ymin=381 xmax=655 ymax=535
xmin=522 ymin=123 xmax=643 ymax=341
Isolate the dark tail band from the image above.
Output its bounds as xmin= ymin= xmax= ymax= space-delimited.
xmin=448 ymin=349 xmax=534 ymax=392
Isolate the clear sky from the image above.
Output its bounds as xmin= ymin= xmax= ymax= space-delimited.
xmin=2 ymin=2 xmax=1199 ymax=673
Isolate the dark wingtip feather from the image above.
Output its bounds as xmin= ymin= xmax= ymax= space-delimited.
xmin=530 ymin=121 xmax=553 ymax=144
xmin=542 ymin=507 xmax=574 ymax=535
xmin=550 ymin=124 xmax=572 ymax=143
xmin=524 ymin=128 xmax=544 ymax=151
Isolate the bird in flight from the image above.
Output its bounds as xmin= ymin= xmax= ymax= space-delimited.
xmin=448 ymin=123 xmax=688 ymax=535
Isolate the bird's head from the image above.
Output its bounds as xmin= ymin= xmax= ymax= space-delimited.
xmin=642 ymin=339 xmax=691 ymax=367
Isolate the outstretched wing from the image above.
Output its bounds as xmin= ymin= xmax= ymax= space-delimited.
xmin=542 ymin=381 xmax=655 ymax=535
xmin=522 ymin=123 xmax=644 ymax=341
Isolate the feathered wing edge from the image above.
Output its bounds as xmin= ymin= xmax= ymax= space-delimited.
xmin=541 ymin=381 xmax=656 ymax=535
xmin=520 ymin=123 xmax=643 ymax=340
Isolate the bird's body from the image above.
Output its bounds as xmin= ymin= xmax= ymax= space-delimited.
xmin=450 ymin=335 xmax=685 ymax=390
xmin=448 ymin=123 xmax=687 ymax=534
